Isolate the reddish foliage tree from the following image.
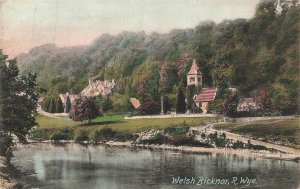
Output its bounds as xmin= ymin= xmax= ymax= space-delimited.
xmin=159 ymin=62 xmax=168 ymax=93
xmin=252 ymin=89 xmax=268 ymax=111
xmin=69 ymin=96 xmax=101 ymax=124
xmin=176 ymin=54 xmax=191 ymax=79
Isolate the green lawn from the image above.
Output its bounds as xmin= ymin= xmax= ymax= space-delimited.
xmin=36 ymin=115 xmax=78 ymax=128
xmin=36 ymin=114 xmax=218 ymax=134
xmin=80 ymin=116 xmax=217 ymax=134
xmin=214 ymin=119 xmax=300 ymax=148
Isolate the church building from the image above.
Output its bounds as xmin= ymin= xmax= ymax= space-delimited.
xmin=187 ymin=59 xmax=202 ymax=87
xmin=187 ymin=59 xmax=217 ymax=114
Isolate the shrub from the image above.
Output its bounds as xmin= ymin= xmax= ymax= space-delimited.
xmin=94 ymin=128 xmax=117 ymax=142
xmin=164 ymin=126 xmax=190 ymax=136
xmin=51 ymin=128 xmax=74 ymax=141
xmin=30 ymin=129 xmax=51 ymax=141
xmin=221 ymin=133 xmax=226 ymax=139
xmin=249 ymin=144 xmax=268 ymax=151
xmin=232 ymin=140 xmax=245 ymax=149
xmin=215 ymin=137 xmax=226 ymax=148
xmin=101 ymin=97 xmax=113 ymax=112
xmin=194 ymin=107 xmax=203 ymax=114
xmin=75 ymin=129 xmax=90 ymax=142
xmin=42 ymin=97 xmax=51 ymax=112
xmin=94 ymin=128 xmax=135 ymax=142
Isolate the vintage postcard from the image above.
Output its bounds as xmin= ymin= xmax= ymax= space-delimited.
xmin=0 ymin=0 xmax=299 ymax=188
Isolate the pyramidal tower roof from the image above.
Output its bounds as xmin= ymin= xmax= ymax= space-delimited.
xmin=188 ymin=59 xmax=202 ymax=75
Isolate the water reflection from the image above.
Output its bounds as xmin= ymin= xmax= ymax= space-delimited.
xmin=11 ymin=143 xmax=300 ymax=189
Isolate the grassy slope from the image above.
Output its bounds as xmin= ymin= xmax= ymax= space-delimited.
xmin=214 ymin=119 xmax=300 ymax=148
xmin=36 ymin=114 xmax=218 ymax=134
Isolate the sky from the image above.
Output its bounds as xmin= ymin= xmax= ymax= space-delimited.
xmin=0 ymin=0 xmax=260 ymax=57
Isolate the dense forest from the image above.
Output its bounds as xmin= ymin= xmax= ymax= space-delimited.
xmin=18 ymin=0 xmax=299 ymax=115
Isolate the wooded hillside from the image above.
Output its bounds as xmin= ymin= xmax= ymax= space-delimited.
xmin=18 ymin=0 xmax=299 ymax=114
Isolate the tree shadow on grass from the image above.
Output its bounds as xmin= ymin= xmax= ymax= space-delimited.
xmin=75 ymin=120 xmax=123 ymax=127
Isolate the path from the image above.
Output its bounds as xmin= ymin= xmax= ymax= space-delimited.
xmin=37 ymin=107 xmax=68 ymax=119
xmin=192 ymin=122 xmax=300 ymax=156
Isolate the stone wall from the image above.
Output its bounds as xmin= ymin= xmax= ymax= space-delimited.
xmin=125 ymin=113 xmax=217 ymax=119
xmin=223 ymin=115 xmax=299 ymax=123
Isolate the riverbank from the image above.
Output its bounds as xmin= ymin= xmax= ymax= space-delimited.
xmin=25 ymin=140 xmax=300 ymax=162
xmin=0 ymin=156 xmax=18 ymax=189
xmin=106 ymin=141 xmax=300 ymax=161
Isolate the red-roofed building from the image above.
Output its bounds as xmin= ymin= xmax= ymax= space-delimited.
xmin=237 ymin=98 xmax=259 ymax=112
xmin=130 ymin=98 xmax=141 ymax=109
xmin=187 ymin=59 xmax=202 ymax=87
xmin=194 ymin=88 xmax=218 ymax=113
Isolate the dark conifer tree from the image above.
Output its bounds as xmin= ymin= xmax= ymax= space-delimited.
xmin=55 ymin=96 xmax=64 ymax=113
xmin=176 ymin=85 xmax=186 ymax=114
xmin=65 ymin=95 xmax=71 ymax=113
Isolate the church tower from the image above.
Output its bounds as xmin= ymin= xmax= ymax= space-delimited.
xmin=187 ymin=59 xmax=202 ymax=86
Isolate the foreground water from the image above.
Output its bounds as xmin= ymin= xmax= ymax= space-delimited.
xmin=11 ymin=143 xmax=300 ymax=189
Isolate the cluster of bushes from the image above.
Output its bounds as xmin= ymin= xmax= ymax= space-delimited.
xmin=207 ymin=132 xmax=227 ymax=148
xmin=30 ymin=129 xmax=52 ymax=141
xmin=51 ymin=128 xmax=74 ymax=141
xmin=75 ymin=129 xmax=90 ymax=143
xmin=231 ymin=140 xmax=269 ymax=151
xmin=164 ymin=125 xmax=190 ymax=136
xmin=29 ymin=126 xmax=278 ymax=153
xmin=30 ymin=127 xmax=137 ymax=143
xmin=30 ymin=128 xmax=74 ymax=141
xmin=94 ymin=128 xmax=136 ymax=143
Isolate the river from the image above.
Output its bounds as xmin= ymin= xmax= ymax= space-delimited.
xmin=11 ymin=143 xmax=300 ymax=189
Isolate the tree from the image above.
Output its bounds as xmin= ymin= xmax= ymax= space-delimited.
xmin=186 ymin=84 xmax=196 ymax=113
xmin=0 ymin=51 xmax=38 ymax=159
xmin=65 ymin=95 xmax=71 ymax=113
xmin=176 ymin=85 xmax=186 ymax=114
xmin=48 ymin=96 xmax=56 ymax=113
xmin=101 ymin=97 xmax=113 ymax=112
xmin=42 ymin=96 xmax=51 ymax=112
xmin=138 ymin=100 xmax=160 ymax=115
xmin=224 ymin=92 xmax=239 ymax=118
xmin=69 ymin=96 xmax=101 ymax=124
xmin=55 ymin=96 xmax=64 ymax=113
